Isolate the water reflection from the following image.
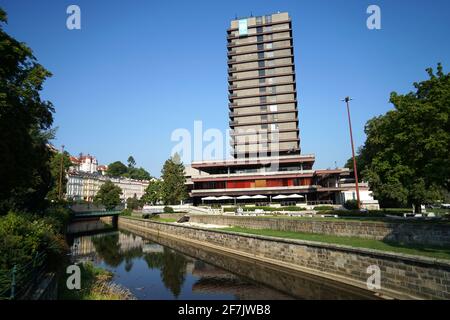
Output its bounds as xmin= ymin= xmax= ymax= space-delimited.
xmin=69 ymin=229 xmax=293 ymax=299
xmin=68 ymin=226 xmax=379 ymax=300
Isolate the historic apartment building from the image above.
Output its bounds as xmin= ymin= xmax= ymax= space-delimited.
xmin=65 ymin=153 xmax=149 ymax=202
xmin=66 ymin=171 xmax=150 ymax=202
xmin=188 ymin=12 xmax=379 ymax=209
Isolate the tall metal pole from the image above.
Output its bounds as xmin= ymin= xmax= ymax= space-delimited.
xmin=58 ymin=145 xmax=65 ymax=200
xmin=343 ymin=97 xmax=361 ymax=210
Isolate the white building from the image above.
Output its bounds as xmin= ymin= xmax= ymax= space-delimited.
xmin=66 ymin=173 xmax=84 ymax=201
xmin=110 ymin=177 xmax=149 ymax=201
xmin=339 ymin=181 xmax=380 ymax=210
xmin=78 ymin=154 xmax=98 ymax=173
xmin=66 ymin=172 xmax=149 ymax=202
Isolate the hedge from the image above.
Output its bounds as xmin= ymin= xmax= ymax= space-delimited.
xmin=224 ymin=206 xmax=306 ymax=212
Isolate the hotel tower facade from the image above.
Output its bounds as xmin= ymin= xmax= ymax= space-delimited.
xmin=228 ymin=12 xmax=299 ymax=158
xmin=188 ymin=12 xmax=378 ymax=209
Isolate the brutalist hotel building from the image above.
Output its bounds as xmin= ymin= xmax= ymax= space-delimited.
xmin=189 ymin=12 xmax=374 ymax=207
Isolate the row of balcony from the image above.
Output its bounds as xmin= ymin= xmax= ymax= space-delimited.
xmin=230 ymin=138 xmax=300 ymax=148
xmin=227 ymin=32 xmax=292 ymax=48
xmin=228 ymin=88 xmax=296 ymax=101
xmin=228 ymin=71 xmax=295 ymax=83
xmin=229 ymin=117 xmax=299 ymax=127
xmin=226 ymin=18 xmax=292 ymax=33
xmin=229 ymin=108 xmax=298 ymax=118
xmin=230 ymin=127 xmax=299 ymax=137
xmin=228 ymin=80 xmax=294 ymax=92
xmin=227 ymin=36 xmax=292 ymax=50
xmin=229 ymin=98 xmax=297 ymax=109
xmin=228 ymin=44 xmax=293 ymax=58
xmin=228 ymin=53 xmax=293 ymax=66
xmin=227 ymin=24 xmax=292 ymax=40
xmin=228 ymin=62 xmax=294 ymax=75
xmin=192 ymin=169 xmax=313 ymax=181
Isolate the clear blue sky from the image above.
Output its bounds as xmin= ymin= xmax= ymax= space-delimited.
xmin=1 ymin=0 xmax=449 ymax=177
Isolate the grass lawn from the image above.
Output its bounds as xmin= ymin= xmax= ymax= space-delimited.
xmin=249 ymin=215 xmax=450 ymax=225
xmin=152 ymin=217 xmax=177 ymax=223
xmin=123 ymin=215 xmax=177 ymax=223
xmin=219 ymin=227 xmax=450 ymax=261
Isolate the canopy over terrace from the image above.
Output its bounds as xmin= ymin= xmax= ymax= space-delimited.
xmin=201 ymin=194 xmax=306 ymax=205
xmin=201 ymin=195 xmax=235 ymax=205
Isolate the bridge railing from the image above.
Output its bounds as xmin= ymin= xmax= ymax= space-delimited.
xmin=73 ymin=210 xmax=122 ymax=218
xmin=0 ymin=251 xmax=47 ymax=300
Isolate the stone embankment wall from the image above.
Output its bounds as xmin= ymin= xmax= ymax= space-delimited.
xmin=119 ymin=217 xmax=450 ymax=300
xmin=188 ymin=215 xmax=450 ymax=247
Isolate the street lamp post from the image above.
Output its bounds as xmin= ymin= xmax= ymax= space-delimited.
xmin=342 ymin=97 xmax=361 ymax=210
xmin=58 ymin=145 xmax=65 ymax=200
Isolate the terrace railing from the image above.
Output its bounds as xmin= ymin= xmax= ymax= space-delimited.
xmin=0 ymin=251 xmax=47 ymax=300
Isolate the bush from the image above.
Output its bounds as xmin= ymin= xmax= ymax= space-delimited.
xmin=314 ymin=206 xmax=334 ymax=211
xmin=223 ymin=206 xmax=305 ymax=212
xmin=325 ymin=210 xmax=385 ymax=217
xmin=344 ymin=200 xmax=359 ymax=210
xmin=163 ymin=206 xmax=174 ymax=213
xmin=126 ymin=196 xmax=142 ymax=211
xmin=319 ymin=209 xmax=406 ymax=218
xmin=42 ymin=205 xmax=73 ymax=233
xmin=120 ymin=208 xmax=132 ymax=216
xmin=142 ymin=214 xmax=151 ymax=219
xmin=0 ymin=212 xmax=68 ymax=270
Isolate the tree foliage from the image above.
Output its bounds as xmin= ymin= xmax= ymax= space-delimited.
xmin=142 ymin=179 xmax=162 ymax=205
xmin=0 ymin=8 xmax=55 ymax=214
xmin=126 ymin=167 xmax=151 ymax=180
xmin=127 ymin=156 xmax=136 ymax=169
xmin=161 ymin=154 xmax=187 ymax=205
xmin=94 ymin=180 xmax=122 ymax=211
xmin=126 ymin=194 xmax=142 ymax=211
xmin=354 ymin=64 xmax=450 ymax=210
xmin=47 ymin=150 xmax=72 ymax=201
xmin=107 ymin=157 xmax=151 ymax=180
xmin=0 ymin=211 xmax=68 ymax=270
xmin=106 ymin=161 xmax=128 ymax=177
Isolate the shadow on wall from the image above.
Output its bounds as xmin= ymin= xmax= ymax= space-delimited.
xmin=70 ymin=203 xmax=125 ymax=212
xmin=381 ymin=221 xmax=450 ymax=257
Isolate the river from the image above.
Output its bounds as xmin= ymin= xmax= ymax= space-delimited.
xmin=67 ymin=223 xmax=379 ymax=300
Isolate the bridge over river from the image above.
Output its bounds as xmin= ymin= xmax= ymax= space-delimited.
xmin=68 ymin=211 xmax=121 ymax=234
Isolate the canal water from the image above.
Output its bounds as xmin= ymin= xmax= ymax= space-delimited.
xmin=67 ymin=224 xmax=379 ymax=300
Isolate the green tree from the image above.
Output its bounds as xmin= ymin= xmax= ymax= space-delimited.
xmin=127 ymin=156 xmax=136 ymax=169
xmin=107 ymin=158 xmax=151 ymax=180
xmin=0 ymin=8 xmax=55 ymax=214
xmin=355 ymin=64 xmax=450 ymax=211
xmin=126 ymin=194 xmax=142 ymax=210
xmin=106 ymin=161 xmax=128 ymax=177
xmin=142 ymin=180 xmax=162 ymax=205
xmin=161 ymin=154 xmax=187 ymax=205
xmin=94 ymin=180 xmax=122 ymax=211
xmin=127 ymin=167 xmax=151 ymax=180
xmin=47 ymin=150 xmax=72 ymax=201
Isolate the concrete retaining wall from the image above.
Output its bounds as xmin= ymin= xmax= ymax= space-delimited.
xmin=119 ymin=217 xmax=450 ymax=299
xmin=188 ymin=215 xmax=450 ymax=247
